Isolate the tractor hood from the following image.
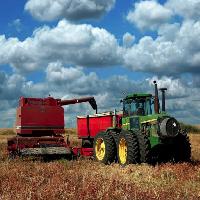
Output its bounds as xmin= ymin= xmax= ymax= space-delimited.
xmin=139 ymin=113 xmax=180 ymax=138
xmin=140 ymin=113 xmax=168 ymax=124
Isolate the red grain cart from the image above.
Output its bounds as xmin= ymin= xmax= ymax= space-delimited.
xmin=73 ymin=112 xmax=122 ymax=157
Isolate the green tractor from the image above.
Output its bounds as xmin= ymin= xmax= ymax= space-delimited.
xmin=93 ymin=81 xmax=191 ymax=165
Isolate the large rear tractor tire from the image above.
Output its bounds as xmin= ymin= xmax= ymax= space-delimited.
xmin=135 ymin=131 xmax=151 ymax=163
xmin=117 ymin=130 xmax=139 ymax=166
xmin=93 ymin=131 xmax=116 ymax=164
xmin=172 ymin=134 xmax=191 ymax=162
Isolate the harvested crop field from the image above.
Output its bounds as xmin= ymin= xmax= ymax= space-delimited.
xmin=0 ymin=129 xmax=200 ymax=200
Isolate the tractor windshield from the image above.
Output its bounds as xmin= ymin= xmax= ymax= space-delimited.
xmin=123 ymin=97 xmax=152 ymax=116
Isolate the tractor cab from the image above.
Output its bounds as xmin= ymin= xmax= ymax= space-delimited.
xmin=122 ymin=93 xmax=156 ymax=131
xmin=123 ymin=94 xmax=153 ymax=117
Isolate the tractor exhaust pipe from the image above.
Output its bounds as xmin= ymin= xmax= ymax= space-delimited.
xmin=153 ymin=81 xmax=159 ymax=114
xmin=159 ymin=88 xmax=167 ymax=112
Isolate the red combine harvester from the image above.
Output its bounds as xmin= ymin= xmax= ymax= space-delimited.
xmin=7 ymin=96 xmax=98 ymax=158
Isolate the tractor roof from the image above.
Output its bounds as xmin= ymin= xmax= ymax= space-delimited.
xmin=124 ymin=93 xmax=152 ymax=100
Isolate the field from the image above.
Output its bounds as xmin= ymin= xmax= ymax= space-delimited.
xmin=0 ymin=129 xmax=200 ymax=200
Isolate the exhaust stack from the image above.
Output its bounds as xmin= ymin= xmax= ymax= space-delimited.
xmin=159 ymin=88 xmax=167 ymax=112
xmin=153 ymin=81 xmax=159 ymax=114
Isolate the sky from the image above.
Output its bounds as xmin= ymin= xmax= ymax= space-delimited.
xmin=0 ymin=0 xmax=200 ymax=127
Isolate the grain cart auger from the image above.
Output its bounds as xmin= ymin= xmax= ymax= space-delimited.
xmin=7 ymin=96 xmax=97 ymax=158
xmin=77 ymin=81 xmax=191 ymax=165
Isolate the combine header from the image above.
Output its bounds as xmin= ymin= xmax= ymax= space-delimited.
xmin=7 ymin=96 xmax=97 ymax=157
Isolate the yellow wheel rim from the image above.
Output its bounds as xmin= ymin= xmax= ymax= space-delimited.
xmin=95 ymin=138 xmax=106 ymax=161
xmin=119 ymin=138 xmax=127 ymax=164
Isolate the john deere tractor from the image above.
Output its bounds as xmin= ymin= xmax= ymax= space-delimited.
xmin=93 ymin=81 xmax=191 ymax=165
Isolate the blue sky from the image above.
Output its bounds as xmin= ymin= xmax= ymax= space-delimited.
xmin=0 ymin=0 xmax=200 ymax=127
xmin=0 ymin=0 xmax=140 ymax=81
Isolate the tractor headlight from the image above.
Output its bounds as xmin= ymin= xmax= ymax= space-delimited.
xmin=159 ymin=117 xmax=180 ymax=138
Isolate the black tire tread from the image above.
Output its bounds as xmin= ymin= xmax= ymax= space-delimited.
xmin=135 ymin=131 xmax=151 ymax=163
xmin=118 ymin=130 xmax=140 ymax=165
xmin=93 ymin=131 xmax=116 ymax=164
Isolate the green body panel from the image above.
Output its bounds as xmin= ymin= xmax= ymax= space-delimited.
xmin=122 ymin=113 xmax=168 ymax=147
xmin=149 ymin=136 xmax=160 ymax=147
xmin=122 ymin=117 xmax=130 ymax=130
xmin=121 ymin=93 xmax=170 ymax=148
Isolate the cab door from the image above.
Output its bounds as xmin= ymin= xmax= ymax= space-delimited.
xmin=122 ymin=99 xmax=131 ymax=130
xmin=122 ymin=98 xmax=141 ymax=131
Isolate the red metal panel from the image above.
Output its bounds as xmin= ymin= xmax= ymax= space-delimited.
xmin=16 ymin=97 xmax=64 ymax=135
xmin=72 ymin=147 xmax=93 ymax=157
xmin=89 ymin=115 xmax=113 ymax=137
xmin=77 ymin=114 xmax=114 ymax=139
xmin=77 ymin=117 xmax=88 ymax=138
xmin=19 ymin=97 xmax=59 ymax=107
xmin=81 ymin=148 xmax=93 ymax=156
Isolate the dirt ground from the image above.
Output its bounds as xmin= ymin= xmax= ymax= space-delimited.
xmin=0 ymin=129 xmax=200 ymax=200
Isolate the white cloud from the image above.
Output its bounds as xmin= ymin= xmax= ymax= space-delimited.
xmin=0 ymin=108 xmax=16 ymax=128
xmin=1 ymin=13 xmax=200 ymax=77
xmin=46 ymin=62 xmax=84 ymax=82
xmin=158 ymin=23 xmax=180 ymax=41
xmin=25 ymin=0 xmax=115 ymax=21
xmin=148 ymin=76 xmax=188 ymax=98
xmin=192 ymin=74 xmax=200 ymax=88
xmin=124 ymin=0 xmax=200 ymax=75
xmin=127 ymin=0 xmax=173 ymax=31
xmin=0 ymin=71 xmax=27 ymax=100
xmin=8 ymin=19 xmax=22 ymax=32
xmin=46 ymin=62 xmax=100 ymax=95
xmin=0 ymin=20 xmax=122 ymax=73
xmin=124 ymin=20 xmax=200 ymax=75
xmin=123 ymin=32 xmax=135 ymax=48
xmin=166 ymin=0 xmax=200 ymax=20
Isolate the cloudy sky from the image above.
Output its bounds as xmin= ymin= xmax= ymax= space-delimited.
xmin=0 ymin=0 xmax=200 ymax=127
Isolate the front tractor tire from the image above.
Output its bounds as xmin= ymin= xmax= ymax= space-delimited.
xmin=117 ymin=130 xmax=139 ymax=166
xmin=135 ymin=131 xmax=151 ymax=163
xmin=93 ymin=132 xmax=116 ymax=164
